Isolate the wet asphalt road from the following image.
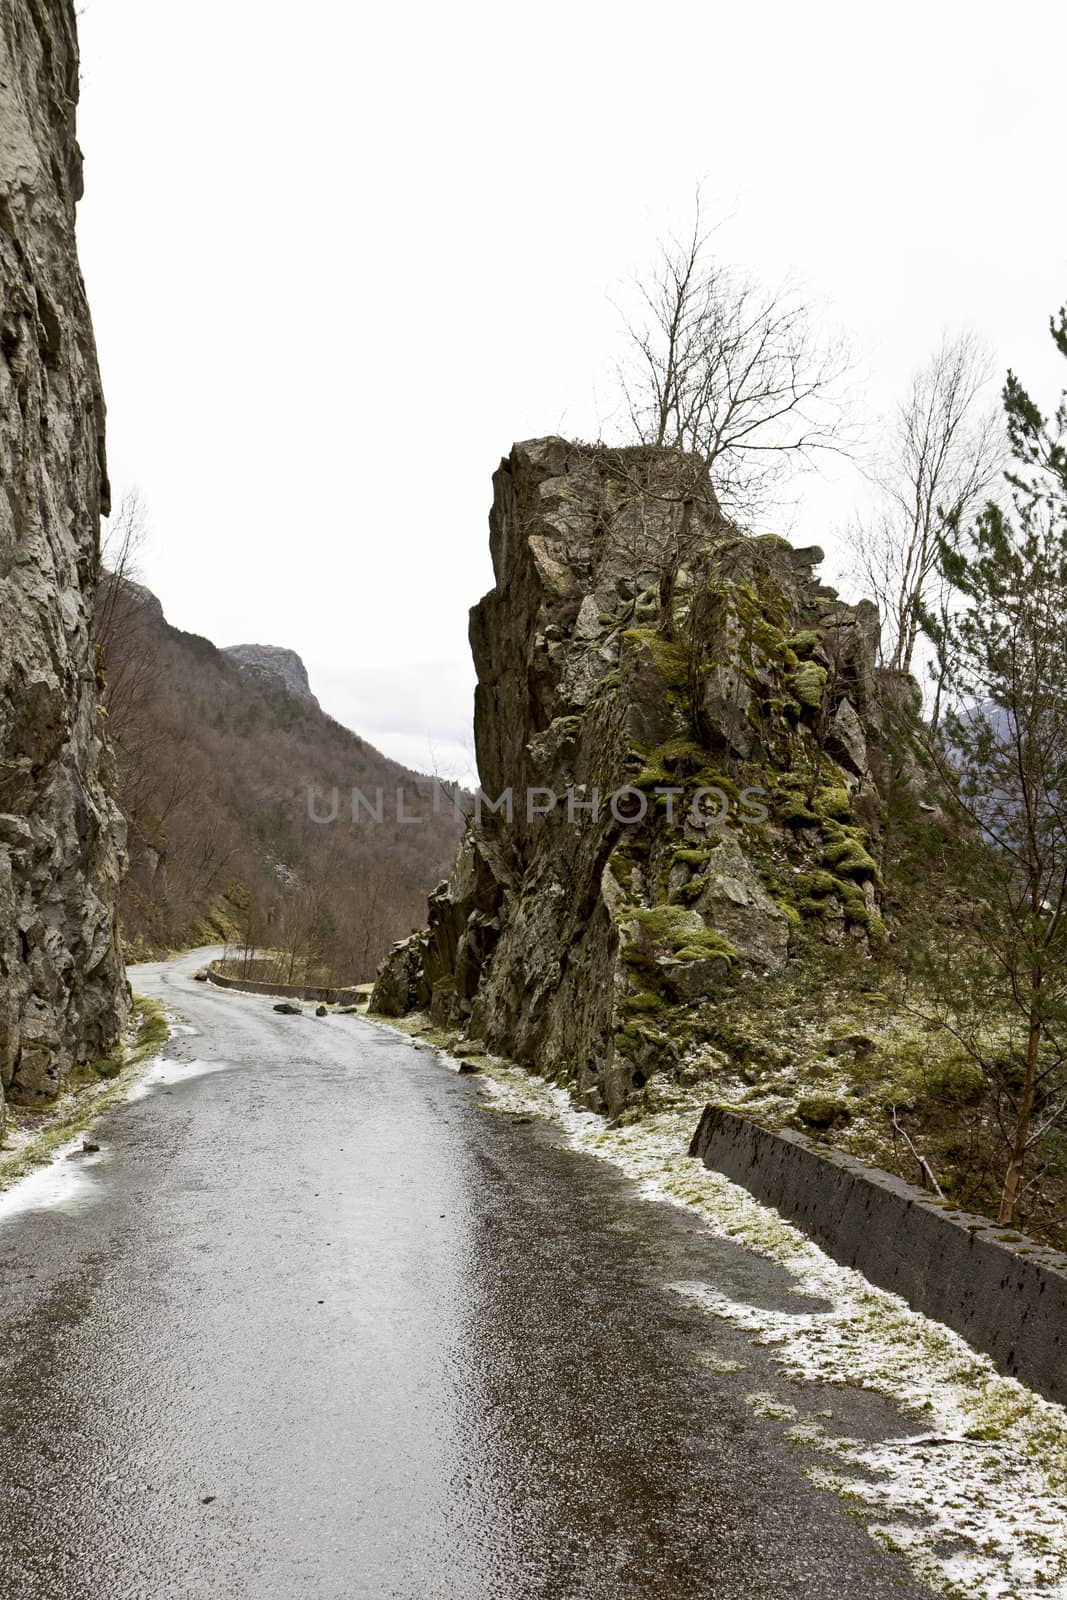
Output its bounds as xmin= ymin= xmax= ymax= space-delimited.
xmin=0 ymin=949 xmax=933 ymax=1600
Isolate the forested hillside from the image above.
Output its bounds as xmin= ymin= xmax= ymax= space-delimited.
xmin=95 ymin=575 xmax=466 ymax=977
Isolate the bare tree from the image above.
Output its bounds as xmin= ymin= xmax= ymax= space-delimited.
xmin=96 ymin=488 xmax=149 ymax=651
xmin=847 ymin=333 xmax=1003 ymax=678
xmin=617 ymin=196 xmax=848 ymax=526
xmin=95 ymin=491 xmax=160 ymax=750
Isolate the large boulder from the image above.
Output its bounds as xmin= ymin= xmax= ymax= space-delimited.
xmin=380 ymin=440 xmax=888 ymax=1114
xmin=371 ymin=934 xmax=431 ymax=1016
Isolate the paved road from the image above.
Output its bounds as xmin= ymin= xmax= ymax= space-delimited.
xmin=0 ymin=949 xmax=932 ymax=1599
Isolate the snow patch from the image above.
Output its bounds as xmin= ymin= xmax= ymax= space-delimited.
xmin=0 ymin=1135 xmax=107 ymax=1223
xmin=473 ymin=1062 xmax=1067 ymax=1599
xmin=125 ymin=1056 xmax=230 ymax=1101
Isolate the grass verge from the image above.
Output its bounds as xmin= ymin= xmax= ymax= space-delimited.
xmin=0 ymin=997 xmax=170 ymax=1195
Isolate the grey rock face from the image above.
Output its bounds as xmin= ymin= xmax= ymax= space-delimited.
xmin=223 ymin=644 xmax=322 ymax=711
xmin=373 ymin=440 xmax=886 ymax=1115
xmin=372 ymin=932 xmax=431 ymax=1017
xmin=0 ymin=0 xmax=128 ymax=1114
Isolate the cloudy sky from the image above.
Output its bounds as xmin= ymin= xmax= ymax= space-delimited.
xmin=76 ymin=0 xmax=1067 ymax=783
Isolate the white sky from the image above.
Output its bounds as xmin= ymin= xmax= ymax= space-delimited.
xmin=75 ymin=0 xmax=1067 ymax=784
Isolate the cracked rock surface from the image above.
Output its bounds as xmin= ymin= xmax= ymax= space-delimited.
xmin=0 ymin=0 xmax=127 ymax=1115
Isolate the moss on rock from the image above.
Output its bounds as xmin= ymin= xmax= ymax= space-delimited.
xmin=632 ymin=905 xmax=738 ymax=967
xmin=814 ymin=786 xmax=852 ymax=822
xmin=621 ymin=627 xmax=690 ymax=691
xmin=822 ymin=829 xmax=880 ymax=882
xmin=791 ymin=660 xmax=828 ymax=709
xmin=789 ymin=629 xmax=822 ymax=660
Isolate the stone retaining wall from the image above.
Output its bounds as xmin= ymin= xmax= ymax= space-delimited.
xmin=689 ymin=1105 xmax=1067 ymax=1406
xmin=205 ymin=964 xmax=363 ymax=1007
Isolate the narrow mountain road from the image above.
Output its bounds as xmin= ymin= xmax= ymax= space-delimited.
xmin=0 ymin=949 xmax=932 ymax=1600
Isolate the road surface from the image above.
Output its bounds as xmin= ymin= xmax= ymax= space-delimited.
xmin=0 ymin=948 xmax=931 ymax=1599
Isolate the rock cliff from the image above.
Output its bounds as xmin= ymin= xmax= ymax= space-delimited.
xmin=373 ymin=438 xmax=890 ymax=1115
xmin=0 ymin=1 xmax=127 ymax=1111
xmin=223 ymin=644 xmax=322 ymax=711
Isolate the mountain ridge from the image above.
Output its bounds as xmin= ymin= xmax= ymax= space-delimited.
xmin=97 ymin=575 xmax=466 ymax=973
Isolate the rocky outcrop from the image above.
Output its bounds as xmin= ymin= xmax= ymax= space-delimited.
xmin=373 ymin=439 xmax=888 ymax=1115
xmin=223 ymin=644 xmax=322 ymax=711
xmin=0 ymin=1 xmax=127 ymax=1111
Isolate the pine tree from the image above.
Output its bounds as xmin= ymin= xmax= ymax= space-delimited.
xmin=930 ymin=307 xmax=1067 ymax=1224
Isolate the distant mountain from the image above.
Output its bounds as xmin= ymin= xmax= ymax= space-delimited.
xmin=95 ymin=576 xmax=467 ymax=974
xmin=223 ymin=644 xmax=322 ymax=712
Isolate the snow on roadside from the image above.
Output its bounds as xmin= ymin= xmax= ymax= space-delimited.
xmin=125 ymin=1055 xmax=229 ymax=1101
xmin=0 ymin=1133 xmax=107 ymax=1221
xmin=468 ymin=1054 xmax=1067 ymax=1600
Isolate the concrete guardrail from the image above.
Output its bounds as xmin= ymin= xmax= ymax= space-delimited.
xmin=689 ymin=1104 xmax=1067 ymax=1406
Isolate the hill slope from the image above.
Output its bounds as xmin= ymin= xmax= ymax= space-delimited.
xmin=97 ymin=577 xmax=465 ymax=976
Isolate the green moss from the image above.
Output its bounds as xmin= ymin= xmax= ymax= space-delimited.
xmin=773 ymin=899 xmax=803 ymax=931
xmin=790 ymin=660 xmax=828 ymax=709
xmin=796 ymin=897 xmax=829 ymax=919
xmin=794 ymin=870 xmax=838 ymax=898
xmin=674 ymin=936 xmax=737 ymax=964
xmin=797 ymin=1094 xmax=852 ymax=1129
xmin=672 ymin=847 xmax=713 ymax=867
xmin=789 ymin=630 xmax=822 ymax=660
xmin=633 ymin=585 xmax=660 ymax=621
xmin=634 ymin=761 xmax=670 ymax=789
xmin=592 ymin=668 xmax=623 ymax=697
xmin=776 ymin=793 xmax=820 ymax=828
xmin=673 ymin=874 xmax=709 ymax=905
xmin=750 ymin=616 xmax=788 ymax=660
xmin=689 ymin=769 xmax=741 ymax=805
xmin=621 ymin=627 xmax=690 ymax=690
xmin=621 ymin=990 xmax=667 ymax=1017
xmin=634 ymin=905 xmax=705 ymax=947
xmin=620 ymin=941 xmax=651 ymax=969
xmin=616 ymin=1019 xmax=669 ymax=1056
xmin=822 ymin=831 xmax=879 ymax=882
xmin=658 ymin=737 xmax=706 ymax=770
xmin=889 ymin=1041 xmax=987 ymax=1107
xmin=814 ymin=786 xmax=852 ymax=821
xmin=832 ymin=879 xmax=871 ymax=925
xmin=608 ymin=854 xmax=638 ymax=893
xmin=633 ymin=906 xmax=738 ymax=966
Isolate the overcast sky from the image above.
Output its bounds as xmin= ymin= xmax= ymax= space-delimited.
xmin=75 ymin=0 xmax=1067 ymax=784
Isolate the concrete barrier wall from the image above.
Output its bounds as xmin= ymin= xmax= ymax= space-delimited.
xmin=205 ymin=965 xmax=364 ymax=1007
xmin=689 ymin=1105 xmax=1067 ymax=1407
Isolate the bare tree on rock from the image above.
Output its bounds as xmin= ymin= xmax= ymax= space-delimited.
xmin=616 ymin=196 xmax=849 ymax=529
xmin=847 ymin=333 xmax=1004 ymax=679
